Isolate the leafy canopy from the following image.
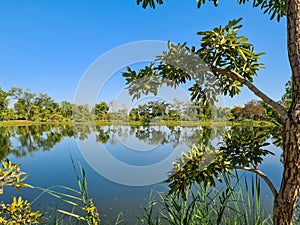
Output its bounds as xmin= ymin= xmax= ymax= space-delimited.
xmin=137 ymin=0 xmax=286 ymax=21
xmin=123 ymin=9 xmax=276 ymax=199
xmin=123 ymin=18 xmax=264 ymax=103
xmin=166 ymin=126 xmax=273 ymax=198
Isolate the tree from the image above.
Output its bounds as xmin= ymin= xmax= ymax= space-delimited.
xmin=129 ymin=101 xmax=170 ymax=123
xmin=94 ymin=102 xmax=110 ymax=120
xmin=0 ymin=88 xmax=8 ymax=111
xmin=230 ymin=105 xmax=244 ymax=121
xmin=9 ymin=87 xmax=36 ymax=120
xmin=126 ymin=1 xmax=298 ymax=224
xmin=242 ymin=100 xmax=266 ymax=120
xmin=109 ymin=104 xmax=128 ymax=121
xmin=60 ymin=101 xmax=74 ymax=120
xmin=34 ymin=93 xmax=61 ymax=121
xmin=72 ymin=104 xmax=93 ymax=122
xmin=0 ymin=88 xmax=9 ymax=121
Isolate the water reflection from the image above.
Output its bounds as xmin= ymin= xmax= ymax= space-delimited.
xmin=0 ymin=124 xmax=282 ymax=161
xmin=0 ymin=124 xmax=283 ymax=223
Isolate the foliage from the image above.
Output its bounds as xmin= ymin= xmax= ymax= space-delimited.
xmin=122 ymin=8 xmax=294 ymax=220
xmin=60 ymin=101 xmax=74 ymax=119
xmin=129 ymin=101 xmax=170 ymax=123
xmin=0 ymin=84 xmax=281 ymax=124
xmin=197 ymin=18 xmax=264 ymax=92
xmin=9 ymin=87 xmax=37 ymax=121
xmin=0 ymin=157 xmax=101 ymax=225
xmin=281 ymin=78 xmax=292 ymax=110
xmin=137 ymin=0 xmax=286 ymax=21
xmin=137 ymin=0 xmax=163 ymax=9
xmin=242 ymin=100 xmax=266 ymax=120
xmin=220 ymin=126 xmax=273 ymax=168
xmin=0 ymin=197 xmax=43 ymax=225
xmin=0 ymin=159 xmax=42 ymax=224
xmin=138 ymin=173 xmax=272 ymax=225
xmin=166 ymin=126 xmax=273 ymax=199
xmin=230 ymin=105 xmax=244 ymax=121
xmin=34 ymin=93 xmax=61 ymax=121
xmin=166 ymin=145 xmax=231 ymax=199
xmin=123 ymin=19 xmax=264 ymax=105
xmin=0 ymin=159 xmax=32 ymax=194
xmin=94 ymin=102 xmax=109 ymax=121
xmin=44 ymin=159 xmax=101 ymax=225
xmin=0 ymin=88 xmax=9 ymax=121
xmin=72 ymin=104 xmax=93 ymax=122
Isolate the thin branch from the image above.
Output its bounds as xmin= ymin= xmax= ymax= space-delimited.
xmin=234 ymin=166 xmax=278 ymax=198
xmin=211 ymin=68 xmax=288 ymax=121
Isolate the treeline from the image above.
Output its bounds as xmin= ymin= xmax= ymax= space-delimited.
xmin=0 ymin=87 xmax=110 ymax=122
xmin=128 ymin=99 xmax=284 ymax=124
xmin=0 ymin=85 xmax=290 ymax=123
xmin=128 ymin=100 xmax=226 ymax=123
xmin=228 ymin=100 xmax=277 ymax=122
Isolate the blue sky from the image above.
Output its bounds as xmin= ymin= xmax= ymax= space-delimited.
xmin=0 ymin=1 xmax=290 ymax=108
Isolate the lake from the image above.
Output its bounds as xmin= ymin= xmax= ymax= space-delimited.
xmin=0 ymin=124 xmax=283 ymax=224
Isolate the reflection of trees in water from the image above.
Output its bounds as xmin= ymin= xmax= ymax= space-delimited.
xmin=0 ymin=124 xmax=94 ymax=160
xmin=94 ymin=126 xmax=282 ymax=159
xmin=134 ymin=127 xmax=169 ymax=146
xmin=72 ymin=125 xmax=93 ymax=140
xmin=0 ymin=124 xmax=282 ymax=162
xmin=11 ymin=126 xmax=64 ymax=157
xmin=0 ymin=127 xmax=13 ymax=160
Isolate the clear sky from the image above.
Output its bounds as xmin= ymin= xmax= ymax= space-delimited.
xmin=0 ymin=1 xmax=290 ymax=108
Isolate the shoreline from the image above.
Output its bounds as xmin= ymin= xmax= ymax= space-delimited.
xmin=0 ymin=120 xmax=276 ymax=127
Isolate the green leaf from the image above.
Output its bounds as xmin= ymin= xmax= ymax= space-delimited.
xmin=238 ymin=48 xmax=247 ymax=61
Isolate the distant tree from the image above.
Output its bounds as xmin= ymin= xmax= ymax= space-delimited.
xmin=72 ymin=104 xmax=93 ymax=122
xmin=181 ymin=101 xmax=199 ymax=121
xmin=230 ymin=106 xmax=244 ymax=121
xmin=168 ymin=109 xmax=180 ymax=121
xmin=172 ymin=99 xmax=199 ymax=121
xmin=60 ymin=101 xmax=74 ymax=120
xmin=110 ymin=106 xmax=128 ymax=121
xmin=94 ymin=102 xmax=110 ymax=120
xmin=0 ymin=88 xmax=9 ymax=121
xmin=8 ymin=87 xmax=36 ymax=120
xmin=34 ymin=93 xmax=60 ymax=121
xmin=0 ymin=88 xmax=9 ymax=111
xmin=109 ymin=100 xmax=117 ymax=112
xmin=242 ymin=100 xmax=266 ymax=120
xmin=129 ymin=101 xmax=170 ymax=123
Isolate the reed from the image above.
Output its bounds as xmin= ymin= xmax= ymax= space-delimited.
xmin=136 ymin=172 xmax=273 ymax=225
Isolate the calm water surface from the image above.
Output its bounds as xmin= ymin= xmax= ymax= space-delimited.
xmin=0 ymin=125 xmax=282 ymax=223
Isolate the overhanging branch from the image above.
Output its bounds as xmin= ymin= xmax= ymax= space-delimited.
xmin=211 ymin=68 xmax=288 ymax=121
xmin=234 ymin=166 xmax=278 ymax=198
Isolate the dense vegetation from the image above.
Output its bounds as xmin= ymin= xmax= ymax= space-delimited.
xmin=0 ymin=86 xmax=285 ymax=124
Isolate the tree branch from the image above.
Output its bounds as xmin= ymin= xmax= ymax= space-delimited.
xmin=234 ymin=166 xmax=278 ymax=198
xmin=211 ymin=68 xmax=288 ymax=121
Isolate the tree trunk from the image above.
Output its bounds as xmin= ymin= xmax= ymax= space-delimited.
xmin=272 ymin=0 xmax=300 ymax=224
xmin=273 ymin=119 xmax=300 ymax=225
xmin=273 ymin=0 xmax=300 ymax=222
